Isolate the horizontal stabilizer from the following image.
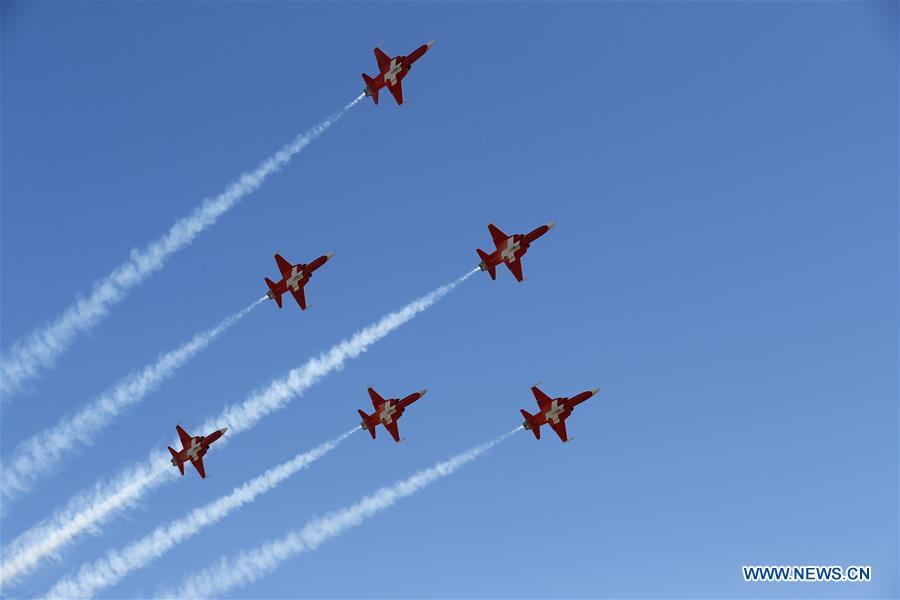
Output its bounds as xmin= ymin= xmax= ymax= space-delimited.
xmin=358 ymin=409 xmax=376 ymax=439
xmin=476 ymin=249 xmax=496 ymax=280
xmin=520 ymin=409 xmax=540 ymax=440
xmin=265 ymin=277 xmax=283 ymax=308
xmin=168 ymin=446 xmax=184 ymax=476
xmin=362 ymin=73 xmax=379 ymax=105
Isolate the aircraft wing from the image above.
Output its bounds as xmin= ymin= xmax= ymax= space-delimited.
xmin=488 ymin=224 xmax=509 ymax=246
xmin=176 ymin=425 xmax=192 ymax=449
xmin=373 ymin=47 xmax=391 ymax=72
xmin=274 ymin=253 xmax=293 ymax=278
xmin=548 ymin=419 xmax=568 ymax=443
xmin=368 ymin=387 xmax=386 ymax=408
xmin=384 ymin=420 xmax=401 ymax=442
xmin=388 ymin=80 xmax=404 ymax=105
xmin=190 ymin=456 xmax=207 ymax=479
xmin=531 ymin=386 xmax=552 ymax=411
xmin=290 ymin=286 xmax=307 ymax=310
xmin=505 ymin=259 xmax=524 ymax=282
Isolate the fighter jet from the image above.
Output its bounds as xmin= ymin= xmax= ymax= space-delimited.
xmin=358 ymin=387 xmax=427 ymax=442
xmin=264 ymin=252 xmax=333 ymax=310
xmin=476 ymin=221 xmax=556 ymax=282
xmin=167 ymin=425 xmax=227 ymax=479
xmin=520 ymin=385 xmax=599 ymax=442
xmin=362 ymin=41 xmax=435 ymax=106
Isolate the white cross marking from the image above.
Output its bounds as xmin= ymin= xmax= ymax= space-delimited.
xmin=286 ymin=266 xmax=305 ymax=291
xmin=380 ymin=402 xmax=397 ymax=424
xmin=385 ymin=59 xmax=402 ymax=86
xmin=545 ymin=400 xmax=565 ymax=424
xmin=500 ymin=237 xmax=520 ymax=261
xmin=186 ymin=438 xmax=202 ymax=459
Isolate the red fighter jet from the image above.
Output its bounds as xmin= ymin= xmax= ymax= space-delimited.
xmin=362 ymin=41 xmax=435 ymax=106
xmin=358 ymin=387 xmax=427 ymax=442
xmin=264 ymin=252 xmax=333 ymax=310
xmin=167 ymin=425 xmax=227 ymax=479
xmin=476 ymin=221 xmax=556 ymax=282
xmin=520 ymin=385 xmax=600 ymax=442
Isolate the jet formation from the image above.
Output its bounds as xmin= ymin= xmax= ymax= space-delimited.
xmin=166 ymin=42 xmax=598 ymax=480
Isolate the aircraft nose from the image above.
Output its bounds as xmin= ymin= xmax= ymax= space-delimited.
xmin=325 ymin=252 xmax=334 ymax=260
xmin=417 ymin=389 xmax=428 ymax=397
xmin=547 ymin=220 xmax=557 ymax=230
xmin=590 ymin=387 xmax=601 ymax=396
xmin=219 ymin=427 xmax=228 ymax=434
xmin=427 ymin=40 xmax=435 ymax=48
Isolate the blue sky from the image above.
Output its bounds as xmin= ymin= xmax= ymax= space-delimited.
xmin=1 ymin=1 xmax=897 ymax=598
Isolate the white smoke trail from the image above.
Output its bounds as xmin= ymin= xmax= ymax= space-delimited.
xmin=0 ymin=457 xmax=173 ymax=592
xmin=199 ymin=268 xmax=479 ymax=436
xmin=0 ymin=269 xmax=476 ymax=590
xmin=44 ymin=429 xmax=357 ymax=599
xmin=0 ymin=94 xmax=365 ymax=400
xmin=0 ymin=297 xmax=266 ymax=507
xmin=165 ymin=428 xmax=521 ymax=599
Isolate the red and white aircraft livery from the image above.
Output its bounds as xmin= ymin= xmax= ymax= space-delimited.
xmin=520 ymin=385 xmax=600 ymax=443
xmin=264 ymin=252 xmax=333 ymax=311
xmin=167 ymin=425 xmax=227 ymax=479
xmin=358 ymin=387 xmax=427 ymax=442
xmin=362 ymin=41 xmax=434 ymax=106
xmin=476 ymin=221 xmax=556 ymax=282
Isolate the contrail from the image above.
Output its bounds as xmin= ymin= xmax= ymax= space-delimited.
xmin=44 ymin=429 xmax=357 ymax=600
xmin=0 ymin=297 xmax=265 ymax=508
xmin=0 ymin=94 xmax=365 ymax=400
xmin=199 ymin=268 xmax=479 ymax=436
xmin=165 ymin=428 xmax=521 ymax=599
xmin=0 ymin=269 xmax=477 ymax=590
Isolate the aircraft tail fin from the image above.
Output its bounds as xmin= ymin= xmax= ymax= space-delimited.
xmin=520 ymin=409 xmax=541 ymax=440
xmin=358 ymin=409 xmax=376 ymax=439
xmin=265 ymin=278 xmax=283 ymax=308
xmin=476 ymin=249 xmax=496 ymax=280
xmin=362 ymin=74 xmax=379 ymax=105
xmin=167 ymin=446 xmax=185 ymax=475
